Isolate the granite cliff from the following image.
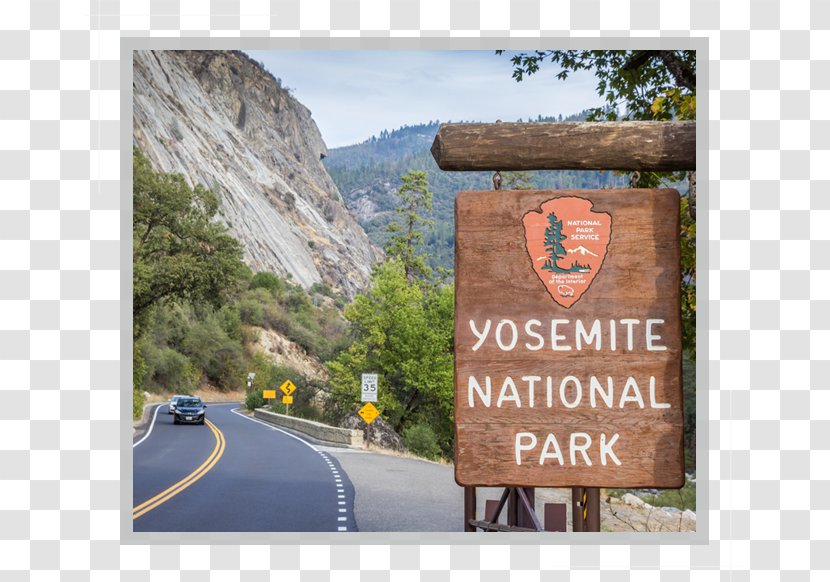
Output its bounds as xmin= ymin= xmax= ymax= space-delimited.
xmin=133 ymin=50 xmax=380 ymax=297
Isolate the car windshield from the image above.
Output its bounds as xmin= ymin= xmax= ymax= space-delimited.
xmin=178 ymin=399 xmax=201 ymax=408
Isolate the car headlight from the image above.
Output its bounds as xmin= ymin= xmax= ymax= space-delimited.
xmin=197 ymin=410 xmax=205 ymax=415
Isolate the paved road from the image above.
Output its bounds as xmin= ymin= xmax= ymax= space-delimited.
xmin=133 ymin=403 xmax=356 ymax=532
xmin=326 ymin=448 xmax=463 ymax=531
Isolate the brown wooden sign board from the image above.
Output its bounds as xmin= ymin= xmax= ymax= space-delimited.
xmin=454 ymin=189 xmax=684 ymax=489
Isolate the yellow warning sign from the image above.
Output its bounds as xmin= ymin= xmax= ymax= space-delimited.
xmin=280 ymin=379 xmax=297 ymax=396
xmin=358 ymin=402 xmax=380 ymax=424
xmin=263 ymin=390 xmax=276 ymax=399
xmin=282 ymin=395 xmax=293 ymax=404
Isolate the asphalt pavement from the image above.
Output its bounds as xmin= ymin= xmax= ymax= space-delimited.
xmin=133 ymin=403 xmax=356 ymax=532
xmin=325 ymin=448 xmax=464 ymax=531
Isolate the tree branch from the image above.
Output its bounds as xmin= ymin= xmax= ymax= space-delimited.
xmin=621 ymin=50 xmax=657 ymax=72
xmin=657 ymin=50 xmax=696 ymax=92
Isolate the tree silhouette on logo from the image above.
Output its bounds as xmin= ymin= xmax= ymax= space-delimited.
xmin=541 ymin=211 xmax=591 ymax=273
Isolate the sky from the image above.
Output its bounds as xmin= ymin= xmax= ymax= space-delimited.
xmin=247 ymin=51 xmax=604 ymax=148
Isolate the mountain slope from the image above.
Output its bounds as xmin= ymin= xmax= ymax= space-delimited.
xmin=133 ymin=50 xmax=380 ymax=298
xmin=324 ymin=115 xmax=628 ymax=273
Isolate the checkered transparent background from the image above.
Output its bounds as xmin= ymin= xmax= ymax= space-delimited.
xmin=0 ymin=0 xmax=825 ymax=578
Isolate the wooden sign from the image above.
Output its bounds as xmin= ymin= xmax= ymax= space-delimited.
xmin=454 ymin=189 xmax=684 ymax=488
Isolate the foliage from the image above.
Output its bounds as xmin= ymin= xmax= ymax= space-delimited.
xmin=326 ymin=260 xmax=454 ymax=455
xmin=496 ymin=50 xmax=695 ymax=122
xmin=132 ymin=148 xmax=249 ymax=335
xmin=180 ymin=313 xmax=246 ymax=390
xmin=139 ymin=337 xmax=200 ymax=393
xmin=132 ymin=151 xmax=352 ymax=413
xmin=324 ymin=117 xmax=628 ymax=276
xmin=607 ymin=478 xmax=696 ymax=512
xmin=501 ymin=170 xmax=535 ymax=190
xmin=133 ymin=343 xmax=147 ymax=419
xmin=245 ymin=390 xmax=265 ymax=411
xmin=249 ymin=271 xmax=287 ymax=295
xmin=402 ymin=423 xmax=442 ymax=460
xmin=385 ymin=170 xmax=434 ymax=282
xmin=679 ymin=198 xmax=697 ymax=360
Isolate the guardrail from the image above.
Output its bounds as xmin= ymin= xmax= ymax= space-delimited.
xmin=253 ymin=408 xmax=364 ymax=448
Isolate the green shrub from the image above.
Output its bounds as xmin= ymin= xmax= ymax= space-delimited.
xmin=403 ymin=423 xmax=442 ymax=460
xmin=217 ymin=305 xmax=243 ymax=341
xmin=641 ymin=480 xmax=696 ymax=511
xmin=181 ymin=316 xmax=245 ymax=390
xmin=250 ymin=272 xmax=287 ymax=296
xmin=133 ymin=387 xmax=145 ymax=420
xmin=245 ymin=391 xmax=265 ymax=411
xmin=133 ymin=332 xmax=148 ymax=423
xmin=237 ymin=297 xmax=265 ymax=326
xmin=142 ymin=342 xmax=199 ymax=393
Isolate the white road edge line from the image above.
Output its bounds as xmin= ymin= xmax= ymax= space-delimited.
xmin=228 ymin=407 xmax=354 ymax=533
xmin=132 ymin=404 xmax=165 ymax=448
xmin=229 ymin=407 xmax=320 ymax=452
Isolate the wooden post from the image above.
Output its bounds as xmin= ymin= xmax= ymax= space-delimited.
xmin=572 ymin=488 xmax=583 ymax=532
xmin=516 ymin=487 xmax=536 ymax=529
xmin=507 ymin=488 xmax=518 ymax=527
xmin=464 ymin=486 xmax=476 ymax=532
xmin=572 ymin=487 xmax=601 ymax=532
xmin=431 ymin=121 xmax=696 ymax=172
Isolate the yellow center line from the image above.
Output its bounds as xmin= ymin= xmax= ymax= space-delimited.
xmin=133 ymin=418 xmax=226 ymax=520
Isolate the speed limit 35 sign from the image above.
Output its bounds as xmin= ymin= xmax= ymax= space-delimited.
xmin=361 ymin=373 xmax=378 ymax=402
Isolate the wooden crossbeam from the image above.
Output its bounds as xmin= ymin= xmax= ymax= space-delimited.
xmin=430 ymin=121 xmax=696 ymax=172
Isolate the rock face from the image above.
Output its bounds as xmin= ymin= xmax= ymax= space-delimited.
xmin=339 ymin=412 xmax=405 ymax=452
xmin=133 ymin=50 xmax=381 ymax=297
xmin=251 ymin=326 xmax=328 ymax=381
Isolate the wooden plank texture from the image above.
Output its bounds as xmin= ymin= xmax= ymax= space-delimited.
xmin=431 ymin=121 xmax=696 ymax=171
xmin=454 ymin=189 xmax=684 ymax=488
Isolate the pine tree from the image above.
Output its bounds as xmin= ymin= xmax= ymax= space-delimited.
xmin=385 ymin=170 xmax=434 ymax=283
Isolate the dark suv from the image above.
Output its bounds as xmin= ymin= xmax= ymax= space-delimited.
xmin=173 ymin=397 xmax=207 ymax=425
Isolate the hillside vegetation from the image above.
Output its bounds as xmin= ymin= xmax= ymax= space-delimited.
xmin=324 ymin=113 xmax=630 ymax=273
xmin=132 ymin=149 xmax=349 ymax=420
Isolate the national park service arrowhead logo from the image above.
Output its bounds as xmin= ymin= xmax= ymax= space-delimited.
xmin=522 ymin=197 xmax=611 ymax=308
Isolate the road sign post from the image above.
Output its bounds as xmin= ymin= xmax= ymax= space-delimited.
xmin=280 ymin=380 xmax=296 ymax=416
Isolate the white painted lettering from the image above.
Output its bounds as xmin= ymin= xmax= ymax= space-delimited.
xmin=649 ymin=376 xmax=671 ymax=408
xmin=551 ymin=319 xmax=571 ymax=351
xmin=570 ymin=433 xmax=592 ymax=466
xmin=497 ymin=376 xmax=521 ymax=408
xmin=559 ymin=376 xmax=582 ymax=409
xmin=646 ymin=319 xmax=667 ymax=351
xmin=600 ymin=433 xmax=621 ymax=466
xmin=495 ymin=319 xmax=518 ymax=351
xmin=468 ymin=375 xmax=491 ymax=407
xmin=539 ymin=433 xmax=564 ymax=465
xmin=576 ymin=319 xmax=601 ymax=351
xmin=620 ymin=319 xmax=640 ymax=350
xmin=522 ymin=376 xmax=541 ymax=408
xmin=619 ymin=377 xmax=645 ymax=408
xmin=515 ymin=432 xmax=537 ymax=465
xmin=470 ymin=319 xmax=491 ymax=351
xmin=524 ymin=319 xmax=544 ymax=351
xmin=589 ymin=376 xmax=614 ymax=408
